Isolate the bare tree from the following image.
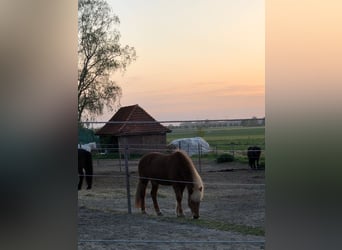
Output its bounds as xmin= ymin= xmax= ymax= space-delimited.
xmin=78 ymin=0 xmax=136 ymax=122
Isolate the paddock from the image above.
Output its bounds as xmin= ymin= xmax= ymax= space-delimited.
xmin=78 ymin=156 xmax=265 ymax=249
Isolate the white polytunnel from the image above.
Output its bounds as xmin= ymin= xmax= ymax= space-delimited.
xmin=168 ymin=137 xmax=211 ymax=156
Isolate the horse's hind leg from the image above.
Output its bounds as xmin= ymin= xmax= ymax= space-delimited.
xmin=256 ymin=154 xmax=261 ymax=169
xmin=248 ymin=158 xmax=254 ymax=169
xmin=251 ymin=159 xmax=255 ymax=169
xmin=151 ymin=182 xmax=162 ymax=216
xmin=85 ymin=163 xmax=93 ymax=190
xmin=136 ymin=180 xmax=148 ymax=214
xmin=78 ymin=169 xmax=84 ymax=190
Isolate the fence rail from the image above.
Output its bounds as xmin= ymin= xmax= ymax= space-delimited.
xmin=79 ymin=144 xmax=265 ymax=214
xmin=78 ymin=149 xmax=265 ymax=247
xmin=78 ymin=118 xmax=265 ymax=247
xmin=78 ymin=239 xmax=265 ymax=244
xmin=79 ymin=117 xmax=265 ymax=125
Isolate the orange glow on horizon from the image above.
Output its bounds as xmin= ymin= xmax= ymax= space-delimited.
xmin=99 ymin=0 xmax=265 ymax=121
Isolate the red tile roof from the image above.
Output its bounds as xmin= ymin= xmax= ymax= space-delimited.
xmin=96 ymin=104 xmax=171 ymax=136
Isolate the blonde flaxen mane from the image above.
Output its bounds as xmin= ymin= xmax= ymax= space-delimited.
xmin=176 ymin=150 xmax=204 ymax=202
xmin=190 ymin=170 xmax=204 ymax=202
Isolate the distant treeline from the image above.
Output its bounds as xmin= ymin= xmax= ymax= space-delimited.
xmin=169 ymin=117 xmax=265 ymax=129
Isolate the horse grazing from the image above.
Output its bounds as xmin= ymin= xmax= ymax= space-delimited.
xmin=135 ymin=150 xmax=204 ymax=219
xmin=247 ymin=146 xmax=261 ymax=170
xmin=78 ymin=148 xmax=93 ymax=190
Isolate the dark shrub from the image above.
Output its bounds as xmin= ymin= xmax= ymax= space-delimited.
xmin=216 ymin=153 xmax=235 ymax=163
xmin=258 ymin=161 xmax=265 ymax=169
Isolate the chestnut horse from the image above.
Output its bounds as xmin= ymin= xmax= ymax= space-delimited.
xmin=135 ymin=150 xmax=204 ymax=219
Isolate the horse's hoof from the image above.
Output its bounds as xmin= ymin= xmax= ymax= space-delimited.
xmin=193 ymin=215 xmax=199 ymax=219
xmin=141 ymin=211 xmax=147 ymax=215
xmin=157 ymin=212 xmax=163 ymax=216
xmin=86 ymin=186 xmax=92 ymax=190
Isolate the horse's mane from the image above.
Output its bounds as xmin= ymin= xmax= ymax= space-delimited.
xmin=173 ymin=150 xmax=204 ymax=201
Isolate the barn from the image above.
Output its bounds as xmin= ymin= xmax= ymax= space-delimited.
xmin=95 ymin=104 xmax=171 ymax=154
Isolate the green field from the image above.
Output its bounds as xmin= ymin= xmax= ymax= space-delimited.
xmin=167 ymin=126 xmax=265 ymax=165
xmin=167 ymin=126 xmax=265 ymax=151
xmin=92 ymin=126 xmax=265 ymax=165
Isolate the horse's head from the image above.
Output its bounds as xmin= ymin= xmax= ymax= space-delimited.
xmin=188 ymin=185 xmax=204 ymax=219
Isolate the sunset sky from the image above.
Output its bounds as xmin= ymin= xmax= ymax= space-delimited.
xmin=99 ymin=0 xmax=265 ymax=122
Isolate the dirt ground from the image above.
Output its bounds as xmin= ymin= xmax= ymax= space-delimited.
xmin=78 ymin=157 xmax=265 ymax=250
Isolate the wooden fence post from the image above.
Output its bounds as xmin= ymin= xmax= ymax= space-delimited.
xmin=124 ymin=146 xmax=132 ymax=214
xmin=198 ymin=143 xmax=202 ymax=173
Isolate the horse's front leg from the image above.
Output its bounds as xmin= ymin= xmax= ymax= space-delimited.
xmin=151 ymin=182 xmax=162 ymax=216
xmin=173 ymin=184 xmax=186 ymax=217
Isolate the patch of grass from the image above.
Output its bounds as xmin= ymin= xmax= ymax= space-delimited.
xmin=157 ymin=193 xmax=168 ymax=198
xmin=157 ymin=217 xmax=264 ymax=236
xmin=189 ymin=219 xmax=265 ymax=236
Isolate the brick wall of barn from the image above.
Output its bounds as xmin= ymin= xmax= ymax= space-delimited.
xmin=118 ymin=134 xmax=168 ymax=155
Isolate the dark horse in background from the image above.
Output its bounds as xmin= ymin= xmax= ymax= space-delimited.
xmin=135 ymin=150 xmax=204 ymax=219
xmin=247 ymin=146 xmax=261 ymax=170
xmin=78 ymin=148 xmax=93 ymax=190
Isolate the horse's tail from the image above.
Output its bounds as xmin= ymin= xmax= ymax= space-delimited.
xmin=135 ymin=180 xmax=146 ymax=208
